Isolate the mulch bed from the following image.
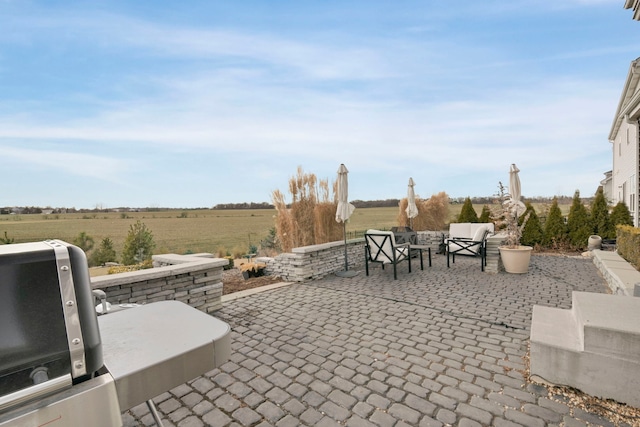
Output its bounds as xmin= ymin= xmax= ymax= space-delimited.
xmin=222 ymin=268 xmax=283 ymax=295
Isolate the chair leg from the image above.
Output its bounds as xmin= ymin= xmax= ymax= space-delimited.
xmin=418 ymin=249 xmax=424 ymax=270
xmin=428 ymin=248 xmax=432 ymax=267
xmin=365 ymin=249 xmax=369 ymax=276
xmin=408 ymin=255 xmax=411 ymax=273
xmin=447 ymin=250 xmax=450 ymax=268
xmin=393 ymin=263 xmax=397 ymax=280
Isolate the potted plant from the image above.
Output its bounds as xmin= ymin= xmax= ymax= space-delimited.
xmin=239 ymin=261 xmax=267 ymax=279
xmin=493 ymin=181 xmax=533 ymax=273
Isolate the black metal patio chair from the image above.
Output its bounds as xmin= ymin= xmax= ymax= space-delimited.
xmin=364 ymin=230 xmax=412 ymax=280
xmin=446 ymin=227 xmax=491 ymax=272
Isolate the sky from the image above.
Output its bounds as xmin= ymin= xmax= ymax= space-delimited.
xmin=1 ymin=0 xmax=638 ymax=209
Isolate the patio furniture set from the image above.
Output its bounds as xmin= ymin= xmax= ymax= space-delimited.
xmin=364 ymin=223 xmax=495 ymax=279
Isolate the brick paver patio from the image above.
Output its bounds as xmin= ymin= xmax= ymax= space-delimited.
xmin=123 ymin=254 xmax=626 ymax=427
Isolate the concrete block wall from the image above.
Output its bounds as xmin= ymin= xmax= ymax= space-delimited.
xmin=485 ymin=234 xmax=506 ymax=274
xmin=416 ymin=231 xmax=445 ymax=248
xmin=92 ymin=254 xmax=227 ymax=313
xmin=592 ymin=249 xmax=640 ymax=295
xmin=260 ymin=239 xmax=364 ymax=282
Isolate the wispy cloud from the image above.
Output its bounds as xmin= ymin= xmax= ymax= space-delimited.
xmin=1 ymin=145 xmax=132 ymax=183
xmin=0 ymin=1 xmax=631 ymax=206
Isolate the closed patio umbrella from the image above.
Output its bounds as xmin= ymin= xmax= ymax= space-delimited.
xmin=508 ymin=164 xmax=526 ymax=217
xmin=406 ymin=177 xmax=418 ymax=229
xmin=335 ymin=164 xmax=357 ymax=277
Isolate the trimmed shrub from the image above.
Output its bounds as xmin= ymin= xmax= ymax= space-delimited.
xmin=610 ymin=202 xmax=633 ymax=228
xmin=591 ymin=187 xmax=614 ymax=239
xmin=543 ymin=197 xmax=568 ymax=248
xmin=520 ymin=202 xmax=543 ymax=247
xmin=478 ymin=205 xmax=491 ymax=223
xmin=616 ymin=225 xmax=640 ymax=268
xmin=566 ymin=190 xmax=591 ymax=250
xmin=457 ymin=197 xmax=478 ymax=223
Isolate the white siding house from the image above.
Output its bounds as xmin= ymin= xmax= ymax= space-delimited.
xmin=608 ymin=58 xmax=640 ymax=227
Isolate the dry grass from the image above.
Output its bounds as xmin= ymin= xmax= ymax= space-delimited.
xmin=0 ymin=209 xmax=277 ymax=257
xmin=1 ymin=201 xmax=572 ymax=259
xmin=0 ymin=206 xmax=410 ymax=258
xmin=397 ymin=192 xmax=450 ymax=231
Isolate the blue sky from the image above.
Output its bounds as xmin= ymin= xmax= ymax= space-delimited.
xmin=1 ymin=0 xmax=638 ymax=209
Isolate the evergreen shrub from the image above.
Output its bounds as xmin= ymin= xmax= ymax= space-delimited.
xmin=566 ymin=190 xmax=592 ymax=250
xmin=457 ymin=197 xmax=479 ymax=223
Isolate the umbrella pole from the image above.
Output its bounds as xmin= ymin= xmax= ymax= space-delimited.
xmin=335 ymin=221 xmax=358 ymax=278
xmin=343 ymin=221 xmax=348 ymax=271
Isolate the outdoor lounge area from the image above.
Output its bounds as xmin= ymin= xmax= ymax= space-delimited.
xmin=118 ymin=253 xmax=635 ymax=427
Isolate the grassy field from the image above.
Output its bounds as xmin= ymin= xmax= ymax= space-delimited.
xmin=0 ymin=207 xmax=403 ymax=258
xmin=0 ymin=202 xmax=568 ymax=258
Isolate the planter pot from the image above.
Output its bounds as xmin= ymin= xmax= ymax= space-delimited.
xmin=499 ymin=246 xmax=533 ymax=274
xmin=588 ymin=235 xmax=602 ymax=251
xmin=242 ymin=269 xmax=265 ymax=280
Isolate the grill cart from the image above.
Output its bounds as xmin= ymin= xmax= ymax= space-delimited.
xmin=0 ymin=240 xmax=231 ymax=427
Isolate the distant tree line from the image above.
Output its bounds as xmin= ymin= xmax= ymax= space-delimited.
xmin=450 ymin=195 xmax=577 ymax=205
xmin=0 ymin=195 xmax=585 ymax=215
xmin=213 ymin=202 xmax=274 ymax=210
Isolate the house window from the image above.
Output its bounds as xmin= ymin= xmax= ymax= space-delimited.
xmin=627 ymin=128 xmax=630 ymax=145
xmin=631 ymin=175 xmax=637 ymax=214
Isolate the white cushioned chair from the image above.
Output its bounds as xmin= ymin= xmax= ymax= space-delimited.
xmin=446 ymin=223 xmax=494 ymax=271
xmin=364 ymin=230 xmax=412 ymax=280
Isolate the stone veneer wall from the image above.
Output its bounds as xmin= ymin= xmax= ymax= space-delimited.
xmin=485 ymin=234 xmax=506 ymax=274
xmin=260 ymin=231 xmax=445 ymax=282
xmin=91 ymin=253 xmax=227 ymax=313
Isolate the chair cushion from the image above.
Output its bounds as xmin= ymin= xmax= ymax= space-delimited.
xmin=471 ymin=225 xmax=488 ymax=242
xmin=449 ymin=223 xmax=471 ymax=239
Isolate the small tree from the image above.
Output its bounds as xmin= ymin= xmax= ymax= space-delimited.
xmin=520 ymin=202 xmax=543 ymax=247
xmin=543 ymin=197 xmax=567 ymax=248
xmin=566 ymin=190 xmax=592 ymax=249
xmin=73 ymin=231 xmax=95 ymax=252
xmin=121 ymin=220 xmax=155 ymax=265
xmin=89 ymin=237 xmax=117 ymax=267
xmin=610 ymin=201 xmax=633 ymax=229
xmin=591 ymin=187 xmax=614 ymax=239
xmin=478 ymin=205 xmax=491 ymax=223
xmin=457 ymin=197 xmax=478 ymax=223
xmin=1 ymin=231 xmax=14 ymax=244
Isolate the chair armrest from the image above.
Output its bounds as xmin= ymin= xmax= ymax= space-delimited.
xmin=395 ymin=242 xmax=411 ymax=248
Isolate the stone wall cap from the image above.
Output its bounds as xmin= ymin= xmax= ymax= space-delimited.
xmin=93 ymin=256 xmax=225 ymax=288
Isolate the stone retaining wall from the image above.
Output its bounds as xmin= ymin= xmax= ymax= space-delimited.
xmin=91 ymin=254 xmax=227 ymax=313
xmin=260 ymin=231 xmax=445 ymax=282
xmin=486 ymin=234 xmax=506 ymax=274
